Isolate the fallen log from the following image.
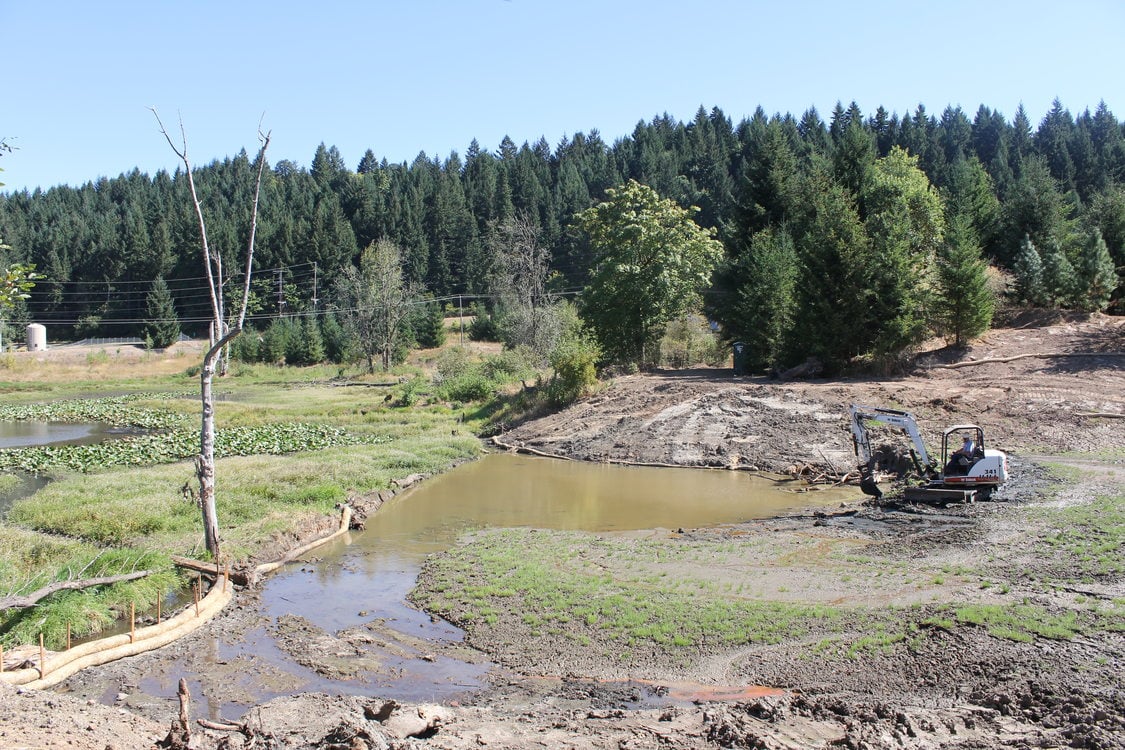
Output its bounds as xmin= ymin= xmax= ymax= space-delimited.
xmin=930 ymin=351 xmax=1124 ymax=370
xmin=169 ymin=556 xmax=250 ymax=587
xmin=248 ymin=505 xmax=352 ymax=586
xmin=0 ymin=570 xmax=151 ymax=611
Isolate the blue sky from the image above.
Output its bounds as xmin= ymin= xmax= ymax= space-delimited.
xmin=3 ymin=0 xmax=1123 ymax=192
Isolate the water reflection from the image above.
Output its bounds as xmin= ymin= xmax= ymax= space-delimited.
xmin=248 ymin=454 xmax=857 ymax=706
xmin=0 ymin=421 xmax=117 ymax=450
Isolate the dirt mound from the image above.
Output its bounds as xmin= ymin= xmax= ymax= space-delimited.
xmin=497 ymin=314 xmax=1125 ymax=469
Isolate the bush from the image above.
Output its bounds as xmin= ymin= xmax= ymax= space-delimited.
xmin=468 ymin=304 xmax=501 ymax=342
xmin=438 ymin=370 xmax=495 ymax=402
xmin=660 ymin=314 xmax=725 ymax=368
xmin=481 ymin=347 xmax=535 ymax=383
xmin=547 ymin=332 xmax=600 ymax=406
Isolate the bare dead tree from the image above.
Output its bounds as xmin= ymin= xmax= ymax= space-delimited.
xmin=488 ymin=213 xmax=559 ymax=360
xmin=152 ymin=109 xmax=271 ymax=560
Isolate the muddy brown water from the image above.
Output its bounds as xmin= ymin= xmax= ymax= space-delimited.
xmin=134 ymin=453 xmax=857 ymax=718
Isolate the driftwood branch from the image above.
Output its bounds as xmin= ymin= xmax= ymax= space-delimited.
xmin=197 ymin=718 xmax=247 ymax=732
xmin=170 ymin=555 xmax=250 ymax=587
xmin=931 ymin=351 xmax=1124 ymax=370
xmin=0 ymin=570 xmax=151 ymax=611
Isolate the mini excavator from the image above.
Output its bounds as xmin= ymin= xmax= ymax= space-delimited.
xmin=849 ymin=404 xmax=1009 ymax=503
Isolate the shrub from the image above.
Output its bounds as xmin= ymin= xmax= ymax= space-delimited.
xmin=547 ymin=332 xmax=600 ymax=406
xmin=468 ymin=304 xmax=501 ymax=342
xmin=660 ymin=313 xmax=725 ymax=368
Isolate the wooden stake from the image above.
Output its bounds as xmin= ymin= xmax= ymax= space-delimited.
xmin=157 ymin=595 xmax=162 ymax=624
xmin=130 ymin=602 xmax=136 ymax=642
xmin=194 ymin=580 xmax=200 ymax=617
xmin=177 ymin=678 xmax=191 ymax=741
xmin=66 ymin=622 xmax=71 ymax=651
xmin=39 ymin=633 xmax=46 ymax=678
xmin=224 ymin=563 xmax=230 ymax=593
xmin=1 ymin=643 xmax=5 ymax=673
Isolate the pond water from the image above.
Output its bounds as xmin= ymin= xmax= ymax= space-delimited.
xmin=0 ymin=421 xmax=126 ymax=514
xmin=142 ymin=453 xmax=858 ymax=714
xmin=0 ymin=420 xmax=121 ymax=450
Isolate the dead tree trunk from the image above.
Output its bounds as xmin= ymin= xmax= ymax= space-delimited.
xmin=152 ymin=109 xmax=270 ymax=562
xmin=198 ymin=327 xmax=242 ymax=558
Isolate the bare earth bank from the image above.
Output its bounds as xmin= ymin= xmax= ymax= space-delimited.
xmin=4 ymin=314 xmax=1124 ymax=749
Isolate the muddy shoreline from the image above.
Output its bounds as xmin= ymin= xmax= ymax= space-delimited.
xmin=4 ymin=315 xmax=1124 ymax=749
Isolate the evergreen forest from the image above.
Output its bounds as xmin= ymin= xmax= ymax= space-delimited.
xmin=1 ymin=99 xmax=1122 ymax=374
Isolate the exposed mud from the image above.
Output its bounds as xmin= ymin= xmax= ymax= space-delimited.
xmin=4 ymin=313 xmax=1124 ymax=749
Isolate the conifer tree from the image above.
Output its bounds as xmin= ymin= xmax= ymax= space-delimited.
xmin=142 ymin=276 xmax=181 ymax=349
xmin=713 ymin=226 xmax=798 ymax=372
xmin=286 ymin=315 xmax=325 ymax=365
xmin=1040 ymin=242 xmax=1078 ymax=306
xmin=1073 ymin=229 xmax=1119 ymax=311
xmin=1012 ymin=236 xmax=1048 ymax=306
xmin=935 ymin=214 xmax=994 ymax=346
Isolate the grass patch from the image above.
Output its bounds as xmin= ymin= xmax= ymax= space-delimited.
xmin=0 ymin=527 xmax=183 ymax=649
xmin=952 ymin=603 xmax=1083 ymax=641
xmin=1 ymin=370 xmax=482 ymax=648
xmin=1038 ymin=493 xmax=1125 ymax=580
xmin=414 ymin=528 xmax=858 ymax=651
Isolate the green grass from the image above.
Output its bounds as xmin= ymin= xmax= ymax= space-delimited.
xmin=0 ymin=371 xmax=481 ymax=649
xmin=0 ymin=526 xmax=183 ymax=648
xmin=951 ymin=603 xmax=1084 ymax=641
xmin=1039 ymin=493 xmax=1125 ymax=579
xmin=415 ymin=528 xmax=858 ymax=650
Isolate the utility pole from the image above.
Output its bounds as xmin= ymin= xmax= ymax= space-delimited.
xmin=458 ymin=295 xmax=464 ymax=345
xmin=311 ymin=262 xmax=319 ymax=311
xmin=275 ymin=269 xmax=286 ymax=317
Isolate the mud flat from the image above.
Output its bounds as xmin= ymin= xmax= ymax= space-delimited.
xmin=4 ymin=314 xmax=1124 ymax=749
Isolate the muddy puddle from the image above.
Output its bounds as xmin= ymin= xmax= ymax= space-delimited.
xmin=136 ymin=454 xmax=858 ymax=718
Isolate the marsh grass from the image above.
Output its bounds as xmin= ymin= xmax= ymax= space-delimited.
xmin=1038 ymin=493 xmax=1125 ymax=580
xmin=0 ymin=527 xmax=182 ymax=648
xmin=1 ymin=365 xmax=479 ymax=648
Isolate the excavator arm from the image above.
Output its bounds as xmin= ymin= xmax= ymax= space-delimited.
xmin=849 ymin=405 xmax=940 ymax=498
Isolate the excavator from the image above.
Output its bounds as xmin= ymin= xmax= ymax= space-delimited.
xmin=849 ymin=404 xmax=1009 ymax=503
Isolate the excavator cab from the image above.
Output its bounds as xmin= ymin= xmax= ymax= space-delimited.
xmin=941 ymin=425 xmax=986 ymax=476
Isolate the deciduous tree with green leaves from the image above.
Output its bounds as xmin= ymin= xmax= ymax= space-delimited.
xmin=334 ymin=239 xmax=419 ymax=372
xmin=575 ymin=180 xmax=724 ymax=369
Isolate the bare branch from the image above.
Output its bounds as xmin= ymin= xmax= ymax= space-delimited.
xmin=0 ymin=570 xmax=151 ymax=611
xmin=149 ymin=107 xmax=186 ymax=161
xmin=151 ymin=108 xmax=223 ymax=337
xmin=236 ymin=127 xmax=271 ymax=331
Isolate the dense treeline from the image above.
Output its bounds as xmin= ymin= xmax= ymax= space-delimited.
xmin=1 ymin=99 xmax=1122 ymax=369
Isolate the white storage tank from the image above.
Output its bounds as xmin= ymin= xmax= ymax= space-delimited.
xmin=26 ymin=323 xmax=47 ymax=352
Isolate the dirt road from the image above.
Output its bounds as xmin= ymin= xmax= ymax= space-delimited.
xmin=4 ymin=313 xmax=1123 ymax=749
